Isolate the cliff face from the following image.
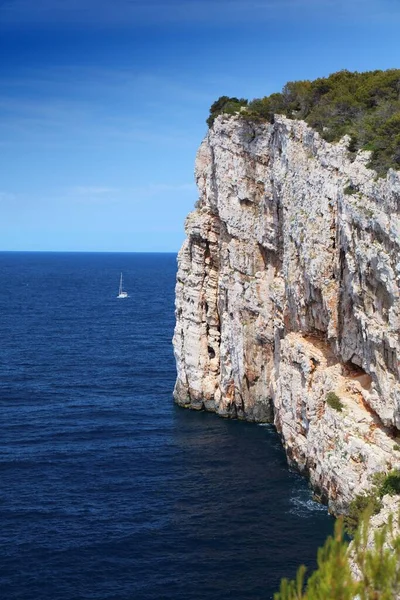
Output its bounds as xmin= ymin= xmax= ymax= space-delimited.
xmin=173 ymin=114 xmax=400 ymax=512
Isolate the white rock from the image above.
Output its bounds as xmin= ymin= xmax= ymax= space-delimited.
xmin=173 ymin=114 xmax=400 ymax=512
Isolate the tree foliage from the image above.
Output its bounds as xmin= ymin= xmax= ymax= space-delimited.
xmin=275 ymin=509 xmax=400 ymax=600
xmin=206 ymin=96 xmax=248 ymax=127
xmin=207 ymin=69 xmax=400 ymax=175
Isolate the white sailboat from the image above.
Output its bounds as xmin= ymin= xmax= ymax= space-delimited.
xmin=117 ymin=272 xmax=128 ymax=298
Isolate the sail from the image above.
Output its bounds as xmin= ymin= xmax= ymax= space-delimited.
xmin=117 ymin=273 xmax=128 ymax=298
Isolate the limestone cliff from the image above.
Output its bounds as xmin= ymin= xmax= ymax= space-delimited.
xmin=173 ymin=114 xmax=400 ymax=513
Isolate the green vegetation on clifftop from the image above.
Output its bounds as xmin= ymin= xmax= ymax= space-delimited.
xmin=207 ymin=69 xmax=400 ymax=176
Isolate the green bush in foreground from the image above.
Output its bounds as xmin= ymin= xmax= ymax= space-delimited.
xmin=275 ymin=510 xmax=400 ymax=600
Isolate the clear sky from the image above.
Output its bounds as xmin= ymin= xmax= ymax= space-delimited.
xmin=1 ymin=0 xmax=399 ymax=251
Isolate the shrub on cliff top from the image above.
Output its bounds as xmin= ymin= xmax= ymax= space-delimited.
xmin=275 ymin=509 xmax=400 ymax=599
xmin=206 ymin=96 xmax=248 ymax=127
xmin=207 ymin=69 xmax=400 ymax=176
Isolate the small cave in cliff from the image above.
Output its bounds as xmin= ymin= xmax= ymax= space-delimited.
xmin=304 ymin=284 xmax=330 ymax=335
xmin=343 ymin=360 xmax=365 ymax=376
xmin=257 ymin=243 xmax=281 ymax=272
xmin=310 ymin=356 xmax=320 ymax=372
xmin=238 ymin=197 xmax=254 ymax=207
xmin=208 ymin=346 xmax=216 ymax=359
xmin=388 ymin=424 xmax=400 ymax=444
xmin=343 ymin=360 xmax=372 ymax=391
xmin=383 ymin=341 xmax=398 ymax=377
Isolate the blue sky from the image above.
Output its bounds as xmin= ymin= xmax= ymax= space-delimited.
xmin=1 ymin=0 xmax=399 ymax=251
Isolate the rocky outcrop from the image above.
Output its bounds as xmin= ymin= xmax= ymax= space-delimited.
xmin=173 ymin=114 xmax=400 ymax=513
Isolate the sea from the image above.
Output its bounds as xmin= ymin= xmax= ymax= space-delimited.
xmin=0 ymin=252 xmax=333 ymax=600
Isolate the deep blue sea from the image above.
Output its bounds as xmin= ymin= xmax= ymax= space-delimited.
xmin=0 ymin=252 xmax=333 ymax=600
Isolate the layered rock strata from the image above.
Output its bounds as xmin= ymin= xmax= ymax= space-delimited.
xmin=173 ymin=114 xmax=400 ymax=512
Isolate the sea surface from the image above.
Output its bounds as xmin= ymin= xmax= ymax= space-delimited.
xmin=0 ymin=252 xmax=333 ymax=600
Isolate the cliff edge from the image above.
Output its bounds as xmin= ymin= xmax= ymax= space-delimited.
xmin=173 ymin=114 xmax=400 ymax=512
